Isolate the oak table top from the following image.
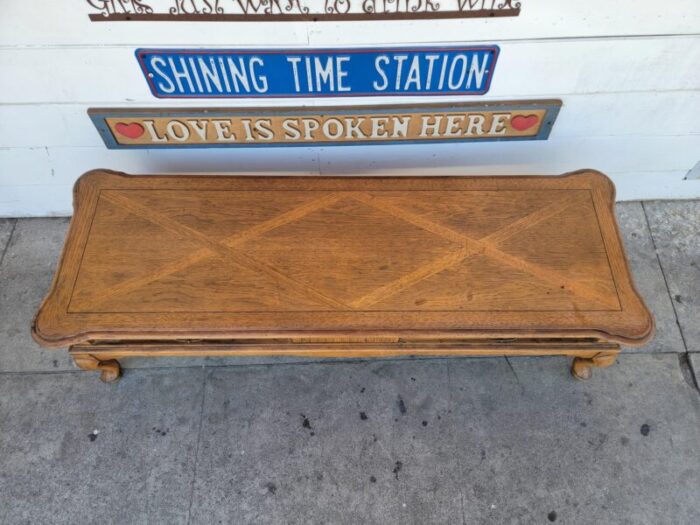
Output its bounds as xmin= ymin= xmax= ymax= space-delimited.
xmin=33 ymin=169 xmax=653 ymax=354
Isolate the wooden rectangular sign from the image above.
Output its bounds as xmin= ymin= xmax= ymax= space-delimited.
xmin=136 ymin=47 xmax=499 ymax=98
xmin=89 ymin=101 xmax=561 ymax=149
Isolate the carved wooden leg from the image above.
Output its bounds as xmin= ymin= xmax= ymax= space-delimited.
xmin=571 ymin=353 xmax=617 ymax=380
xmin=73 ymin=355 xmax=122 ymax=383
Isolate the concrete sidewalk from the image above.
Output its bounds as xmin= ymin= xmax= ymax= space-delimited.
xmin=0 ymin=201 xmax=698 ymax=524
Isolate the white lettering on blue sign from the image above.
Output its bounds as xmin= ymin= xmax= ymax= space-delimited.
xmin=136 ymin=47 xmax=499 ymax=98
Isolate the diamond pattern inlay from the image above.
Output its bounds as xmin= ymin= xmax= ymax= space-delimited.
xmin=240 ymin=197 xmax=460 ymax=305
xmin=71 ymin=188 xmax=620 ymax=313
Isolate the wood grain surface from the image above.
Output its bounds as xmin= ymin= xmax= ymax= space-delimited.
xmin=32 ymin=169 xmax=654 ymax=348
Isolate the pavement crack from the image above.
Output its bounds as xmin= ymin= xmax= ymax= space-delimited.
xmin=0 ymin=219 xmax=17 ymax=269
xmin=459 ymin=487 xmax=467 ymax=525
xmin=504 ymin=356 xmax=523 ymax=392
xmin=186 ymin=367 xmax=208 ymax=525
xmin=446 ymin=360 xmax=453 ymax=413
xmin=0 ymin=369 xmax=84 ymax=376
xmin=678 ymin=354 xmax=700 ymax=393
xmin=641 ymin=201 xmax=689 ymax=353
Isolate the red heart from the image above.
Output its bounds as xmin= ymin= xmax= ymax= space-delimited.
xmin=511 ymin=114 xmax=539 ymax=131
xmin=115 ymin=122 xmax=145 ymax=139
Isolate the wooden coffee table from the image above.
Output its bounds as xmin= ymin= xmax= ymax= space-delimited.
xmin=33 ymin=170 xmax=653 ymax=382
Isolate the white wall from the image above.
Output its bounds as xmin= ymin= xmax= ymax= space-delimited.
xmin=1 ymin=0 xmax=699 ymax=217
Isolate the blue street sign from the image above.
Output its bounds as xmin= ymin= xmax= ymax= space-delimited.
xmin=136 ymin=46 xmax=499 ymax=99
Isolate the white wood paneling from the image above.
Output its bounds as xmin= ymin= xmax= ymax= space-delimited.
xmin=2 ymin=134 xmax=699 ymax=213
xmin=2 ymin=91 xmax=698 ymax=149
xmin=315 ymin=136 xmax=700 ymax=175
xmin=0 ymin=185 xmax=75 ymax=217
xmin=308 ymin=1 xmax=700 ymax=45
xmin=2 ymin=37 xmax=699 ymax=104
xmin=1 ymin=136 xmax=698 ymax=186
xmin=1 ymin=2 xmax=699 ymax=215
xmin=1 ymin=2 xmax=307 ymax=47
xmin=0 ymin=146 xmax=320 ymax=188
xmin=3 ymin=1 xmax=699 ymax=47
xmin=612 ymin=171 xmax=699 ymax=201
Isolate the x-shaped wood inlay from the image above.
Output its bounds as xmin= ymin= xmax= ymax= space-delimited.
xmin=347 ymin=192 xmax=617 ymax=309
xmin=80 ymin=189 xmax=618 ymax=312
xmin=95 ymin=190 xmax=350 ymax=309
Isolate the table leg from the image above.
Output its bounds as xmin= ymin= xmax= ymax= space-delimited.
xmin=571 ymin=353 xmax=618 ymax=380
xmin=73 ymin=354 xmax=122 ymax=383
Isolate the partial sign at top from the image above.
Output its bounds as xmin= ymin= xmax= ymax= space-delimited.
xmin=87 ymin=0 xmax=522 ymax=22
xmin=137 ymin=47 xmax=499 ymax=99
